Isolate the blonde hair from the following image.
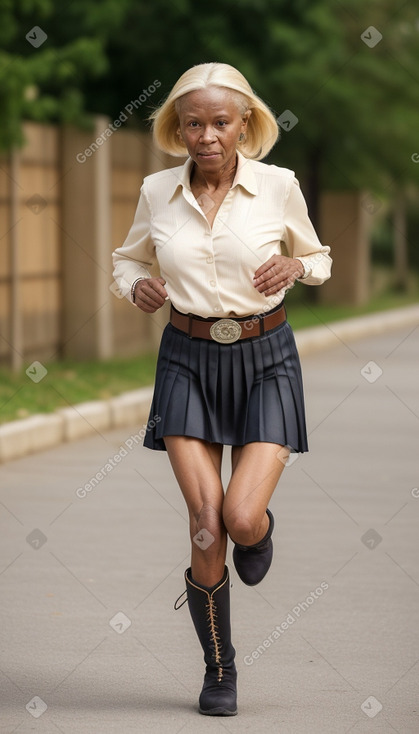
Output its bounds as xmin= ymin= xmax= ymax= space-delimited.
xmin=149 ymin=62 xmax=279 ymax=160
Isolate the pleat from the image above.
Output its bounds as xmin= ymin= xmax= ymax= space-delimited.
xmin=143 ymin=319 xmax=308 ymax=452
xmin=281 ymin=322 xmax=308 ymax=450
xmin=143 ymin=324 xmax=179 ymax=450
xmin=263 ymin=329 xmax=287 ymax=444
xmin=196 ymin=336 xmax=217 ymax=441
xmin=238 ymin=339 xmax=256 ymax=443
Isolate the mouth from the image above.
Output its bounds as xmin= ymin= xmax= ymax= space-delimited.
xmin=197 ymin=152 xmax=221 ymax=158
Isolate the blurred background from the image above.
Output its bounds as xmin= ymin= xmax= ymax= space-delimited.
xmin=1 ymin=0 xmax=418 ymax=423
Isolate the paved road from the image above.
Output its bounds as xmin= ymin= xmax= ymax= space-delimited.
xmin=1 ymin=324 xmax=418 ymax=733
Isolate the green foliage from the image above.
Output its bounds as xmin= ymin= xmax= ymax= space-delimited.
xmin=81 ymin=0 xmax=419 ymax=195
xmin=1 ymin=0 xmax=419 ymax=198
xmin=0 ymin=0 xmax=112 ymax=147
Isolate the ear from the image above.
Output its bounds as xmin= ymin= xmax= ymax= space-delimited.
xmin=241 ymin=109 xmax=252 ymax=130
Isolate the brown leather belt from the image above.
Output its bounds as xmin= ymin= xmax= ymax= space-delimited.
xmin=170 ymin=304 xmax=286 ymax=343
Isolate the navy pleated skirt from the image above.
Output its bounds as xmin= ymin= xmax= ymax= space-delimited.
xmin=143 ymin=304 xmax=308 ymax=453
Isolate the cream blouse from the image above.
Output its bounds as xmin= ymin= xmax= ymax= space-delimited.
xmin=112 ymin=151 xmax=332 ymax=318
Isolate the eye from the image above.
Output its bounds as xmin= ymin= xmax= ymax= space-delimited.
xmin=188 ymin=121 xmax=200 ymax=127
xmin=217 ymin=120 xmax=228 ymax=127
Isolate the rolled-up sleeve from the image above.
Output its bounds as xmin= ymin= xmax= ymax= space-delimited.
xmin=112 ymin=186 xmax=156 ymax=300
xmin=283 ymin=177 xmax=332 ymax=285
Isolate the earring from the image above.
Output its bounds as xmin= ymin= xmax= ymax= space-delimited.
xmin=238 ymin=133 xmax=245 ymax=142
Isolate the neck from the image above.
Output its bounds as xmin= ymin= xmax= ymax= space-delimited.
xmin=192 ymin=153 xmax=238 ymax=191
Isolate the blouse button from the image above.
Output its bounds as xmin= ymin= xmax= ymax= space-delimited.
xmin=206 ymin=256 xmax=214 ymax=264
xmin=209 ymin=280 xmax=216 ymax=287
xmin=214 ymin=306 xmax=221 ymax=312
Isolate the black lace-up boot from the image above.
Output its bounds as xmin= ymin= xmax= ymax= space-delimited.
xmin=232 ymin=508 xmax=274 ymax=585
xmin=175 ymin=565 xmax=237 ymax=715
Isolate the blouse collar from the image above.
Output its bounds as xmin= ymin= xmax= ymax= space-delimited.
xmin=168 ymin=150 xmax=258 ymax=201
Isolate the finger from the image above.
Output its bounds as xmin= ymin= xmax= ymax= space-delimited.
xmin=138 ymin=279 xmax=168 ymax=302
xmin=136 ymin=295 xmax=161 ymax=312
xmin=262 ymin=283 xmax=287 ymax=297
xmin=155 ymin=276 xmax=169 ymax=297
xmin=138 ymin=288 xmax=166 ymax=309
xmin=262 ymin=275 xmax=296 ymax=297
xmin=147 ymin=280 xmax=168 ymax=300
xmin=253 ymin=258 xmax=277 ymax=281
xmin=254 ymin=269 xmax=281 ymax=292
xmin=135 ymin=282 xmax=165 ymax=306
xmin=137 ymin=303 xmax=158 ymax=313
xmin=256 ymin=270 xmax=296 ymax=294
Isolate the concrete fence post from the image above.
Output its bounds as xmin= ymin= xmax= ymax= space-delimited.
xmin=61 ymin=116 xmax=113 ymax=359
xmin=319 ymin=190 xmax=372 ymax=306
xmin=9 ymin=148 xmax=23 ymax=371
xmin=93 ymin=116 xmax=113 ymax=359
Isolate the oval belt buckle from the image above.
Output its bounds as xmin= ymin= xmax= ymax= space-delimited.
xmin=209 ymin=318 xmax=242 ymax=344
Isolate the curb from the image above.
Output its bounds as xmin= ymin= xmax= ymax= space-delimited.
xmin=0 ymin=387 xmax=154 ymax=465
xmin=0 ymin=306 xmax=417 ymax=464
xmin=294 ymin=303 xmax=419 ymax=356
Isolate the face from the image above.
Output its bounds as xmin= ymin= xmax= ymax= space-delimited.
xmin=177 ymin=86 xmax=251 ymax=173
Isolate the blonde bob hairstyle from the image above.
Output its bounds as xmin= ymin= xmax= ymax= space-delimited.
xmin=149 ymin=62 xmax=280 ymax=160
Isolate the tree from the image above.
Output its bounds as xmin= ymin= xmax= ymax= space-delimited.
xmin=2 ymin=0 xmax=419 ymax=231
xmin=0 ymin=0 xmax=128 ymax=148
xmin=79 ymin=0 xmax=419 ymax=228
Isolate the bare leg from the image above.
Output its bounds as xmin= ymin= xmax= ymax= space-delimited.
xmin=164 ymin=436 xmax=226 ymax=587
xmin=223 ymin=442 xmax=290 ymax=545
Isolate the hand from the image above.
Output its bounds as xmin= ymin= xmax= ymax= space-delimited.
xmin=133 ymin=277 xmax=169 ymax=313
xmin=253 ymin=255 xmax=304 ymax=297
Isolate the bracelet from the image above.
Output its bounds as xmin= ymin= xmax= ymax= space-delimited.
xmin=131 ymin=277 xmax=147 ymax=303
xmin=296 ymin=259 xmax=312 ymax=280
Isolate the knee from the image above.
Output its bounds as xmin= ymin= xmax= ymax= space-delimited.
xmin=190 ymin=502 xmax=225 ymax=552
xmin=223 ymin=508 xmax=261 ymax=546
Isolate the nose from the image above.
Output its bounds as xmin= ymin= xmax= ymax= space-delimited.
xmin=200 ymin=125 xmax=217 ymax=143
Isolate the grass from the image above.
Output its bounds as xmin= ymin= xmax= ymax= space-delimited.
xmin=0 ymin=288 xmax=417 ymax=425
xmin=285 ymin=287 xmax=418 ymax=331
xmin=0 ymin=353 xmax=158 ymax=425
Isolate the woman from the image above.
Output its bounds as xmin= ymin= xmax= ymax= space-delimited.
xmin=112 ymin=62 xmax=332 ymax=717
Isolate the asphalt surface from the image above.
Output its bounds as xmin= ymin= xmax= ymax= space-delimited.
xmin=1 ymin=324 xmax=418 ymax=733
